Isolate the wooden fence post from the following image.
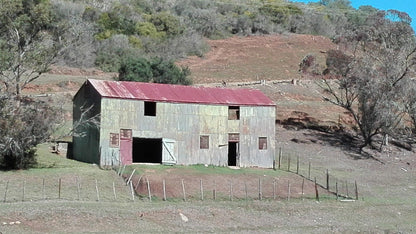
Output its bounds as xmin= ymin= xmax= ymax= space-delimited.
xmin=244 ymin=181 xmax=248 ymax=200
xmin=181 ymin=179 xmax=186 ymax=202
xmin=308 ymin=162 xmax=311 ymax=180
xmin=58 ymin=178 xmax=62 ymax=199
xmin=278 ymin=147 xmax=282 ymax=169
xmin=273 ymin=180 xmax=276 ymax=200
xmin=258 ymin=178 xmax=262 ymax=200
xmin=335 ymin=181 xmax=338 ymax=200
xmin=163 ymin=179 xmax=166 ymax=201
xmin=129 ymin=181 xmax=135 ymax=201
xmin=95 ymin=179 xmax=100 ymax=202
xmin=229 ymin=180 xmax=233 ymax=201
xmin=301 ymin=178 xmax=305 ymax=199
xmin=213 ymin=180 xmax=216 ymax=200
xmin=3 ymin=180 xmax=8 ymax=203
xmin=355 ymin=181 xmax=358 ymax=200
xmin=346 ymin=181 xmax=349 ymax=198
xmin=314 ymin=177 xmax=319 ymax=201
xmin=326 ymin=169 xmax=329 ymax=190
xmin=112 ymin=181 xmax=117 ymax=201
xmin=22 ymin=180 xmax=26 ymax=202
xmin=200 ymin=179 xmax=204 ymax=201
xmin=296 ymin=156 xmax=299 ymax=174
xmin=146 ymin=177 xmax=152 ymax=202
xmin=42 ymin=178 xmax=46 ymax=200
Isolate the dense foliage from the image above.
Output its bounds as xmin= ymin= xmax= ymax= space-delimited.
xmin=118 ymin=57 xmax=191 ymax=85
xmin=0 ymin=96 xmax=59 ymax=169
xmin=48 ymin=0 xmax=398 ymax=72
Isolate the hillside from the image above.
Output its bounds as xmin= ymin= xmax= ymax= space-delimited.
xmin=178 ymin=34 xmax=334 ymax=84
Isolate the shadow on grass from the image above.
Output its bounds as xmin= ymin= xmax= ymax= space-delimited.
xmin=301 ymin=129 xmax=375 ymax=161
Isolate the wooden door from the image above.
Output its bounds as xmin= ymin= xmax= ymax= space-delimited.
xmin=120 ymin=129 xmax=132 ymax=165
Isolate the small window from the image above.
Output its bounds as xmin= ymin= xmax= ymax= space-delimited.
xmin=110 ymin=133 xmax=119 ymax=148
xmin=228 ymin=106 xmax=240 ymax=120
xmin=259 ymin=137 xmax=267 ymax=150
xmin=144 ymin=101 xmax=156 ymax=116
xmin=200 ymin=135 xmax=209 ymax=149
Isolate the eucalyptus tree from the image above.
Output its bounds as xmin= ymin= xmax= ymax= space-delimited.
xmin=320 ymin=10 xmax=416 ymax=150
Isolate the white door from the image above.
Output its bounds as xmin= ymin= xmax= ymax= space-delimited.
xmin=162 ymin=138 xmax=177 ymax=165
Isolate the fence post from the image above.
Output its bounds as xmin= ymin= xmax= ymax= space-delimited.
xmin=129 ymin=181 xmax=135 ymax=201
xmin=244 ymin=181 xmax=248 ymax=200
xmin=296 ymin=156 xmax=299 ymax=174
xmin=95 ymin=179 xmax=100 ymax=202
xmin=3 ymin=180 xmax=8 ymax=203
xmin=146 ymin=177 xmax=152 ymax=202
xmin=278 ymin=147 xmax=282 ymax=169
xmin=200 ymin=179 xmax=204 ymax=201
xmin=113 ymin=181 xmax=117 ymax=201
xmin=58 ymin=178 xmax=62 ymax=199
xmin=326 ymin=169 xmax=329 ymax=190
xmin=42 ymin=178 xmax=46 ymax=200
xmin=163 ymin=179 xmax=166 ymax=201
xmin=22 ymin=180 xmax=26 ymax=202
xmin=213 ymin=180 xmax=216 ymax=200
xmin=229 ymin=180 xmax=233 ymax=201
xmin=258 ymin=178 xmax=262 ymax=200
xmin=335 ymin=181 xmax=338 ymax=200
xmin=75 ymin=176 xmax=81 ymax=201
xmin=301 ymin=178 xmax=305 ymax=200
xmin=314 ymin=177 xmax=319 ymax=201
xmin=355 ymin=181 xmax=358 ymax=200
xmin=308 ymin=162 xmax=311 ymax=180
xmin=181 ymin=179 xmax=186 ymax=202
xmin=273 ymin=180 xmax=276 ymax=200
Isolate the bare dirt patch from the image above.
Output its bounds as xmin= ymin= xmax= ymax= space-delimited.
xmin=178 ymin=34 xmax=335 ymax=84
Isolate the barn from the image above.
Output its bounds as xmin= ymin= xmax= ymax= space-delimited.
xmin=72 ymin=79 xmax=276 ymax=168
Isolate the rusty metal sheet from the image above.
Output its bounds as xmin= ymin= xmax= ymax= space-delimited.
xmin=87 ymin=79 xmax=275 ymax=106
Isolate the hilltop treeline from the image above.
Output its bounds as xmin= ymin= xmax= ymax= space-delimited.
xmin=51 ymin=0 xmax=400 ymax=72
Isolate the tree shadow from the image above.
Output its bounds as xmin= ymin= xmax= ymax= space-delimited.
xmin=302 ymin=129 xmax=375 ymax=161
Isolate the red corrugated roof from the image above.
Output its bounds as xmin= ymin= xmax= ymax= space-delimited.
xmin=87 ymin=79 xmax=275 ymax=106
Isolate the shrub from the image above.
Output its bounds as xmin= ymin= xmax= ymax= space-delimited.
xmin=118 ymin=57 xmax=192 ymax=85
xmin=0 ymin=97 xmax=58 ymax=170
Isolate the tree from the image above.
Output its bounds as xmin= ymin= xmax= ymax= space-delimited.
xmin=0 ymin=0 xmax=64 ymax=96
xmin=319 ymin=10 xmax=416 ymax=150
xmin=0 ymin=96 xmax=59 ymax=169
xmin=118 ymin=57 xmax=192 ymax=85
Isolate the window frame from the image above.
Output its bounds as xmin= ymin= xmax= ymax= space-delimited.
xmin=258 ymin=137 xmax=267 ymax=150
xmin=200 ymin=135 xmax=209 ymax=149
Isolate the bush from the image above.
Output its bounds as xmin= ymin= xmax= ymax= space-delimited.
xmin=118 ymin=57 xmax=192 ymax=85
xmin=0 ymin=97 xmax=58 ymax=170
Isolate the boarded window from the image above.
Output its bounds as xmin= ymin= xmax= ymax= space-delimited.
xmin=200 ymin=135 xmax=209 ymax=149
xmin=110 ymin=133 xmax=119 ymax=148
xmin=228 ymin=106 xmax=240 ymax=120
xmin=120 ymin=129 xmax=132 ymax=140
xmin=144 ymin=101 xmax=156 ymax=116
xmin=259 ymin=137 xmax=267 ymax=150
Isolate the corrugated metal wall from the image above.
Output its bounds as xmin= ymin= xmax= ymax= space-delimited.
xmin=98 ymin=98 xmax=275 ymax=168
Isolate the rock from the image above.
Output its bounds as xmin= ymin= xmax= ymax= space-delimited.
xmin=179 ymin=213 xmax=188 ymax=222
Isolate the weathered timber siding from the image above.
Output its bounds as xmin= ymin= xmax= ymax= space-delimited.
xmin=99 ymin=98 xmax=275 ymax=167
